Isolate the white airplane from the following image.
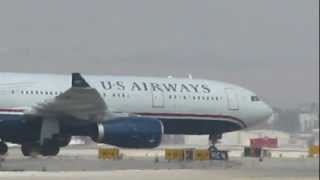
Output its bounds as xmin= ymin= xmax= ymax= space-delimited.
xmin=0 ymin=72 xmax=272 ymax=156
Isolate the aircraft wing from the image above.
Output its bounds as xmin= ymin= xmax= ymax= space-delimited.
xmin=27 ymin=73 xmax=111 ymax=122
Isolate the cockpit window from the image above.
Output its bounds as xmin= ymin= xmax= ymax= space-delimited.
xmin=251 ymin=96 xmax=260 ymax=102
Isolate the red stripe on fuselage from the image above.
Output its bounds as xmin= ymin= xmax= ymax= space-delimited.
xmin=0 ymin=109 xmax=25 ymax=113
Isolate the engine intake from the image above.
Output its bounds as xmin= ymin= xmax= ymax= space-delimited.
xmin=94 ymin=117 xmax=163 ymax=148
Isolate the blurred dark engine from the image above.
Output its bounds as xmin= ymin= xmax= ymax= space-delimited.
xmin=93 ymin=117 xmax=163 ymax=148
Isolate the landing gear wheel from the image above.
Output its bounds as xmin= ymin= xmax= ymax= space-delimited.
xmin=21 ymin=143 xmax=41 ymax=156
xmin=41 ymin=141 xmax=60 ymax=156
xmin=0 ymin=142 xmax=8 ymax=155
xmin=54 ymin=135 xmax=71 ymax=147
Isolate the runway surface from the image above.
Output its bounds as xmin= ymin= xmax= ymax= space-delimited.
xmin=0 ymin=146 xmax=319 ymax=180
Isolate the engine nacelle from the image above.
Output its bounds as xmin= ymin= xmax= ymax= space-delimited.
xmin=94 ymin=117 xmax=163 ymax=148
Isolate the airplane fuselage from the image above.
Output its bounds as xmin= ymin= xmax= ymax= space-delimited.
xmin=0 ymin=73 xmax=272 ymax=136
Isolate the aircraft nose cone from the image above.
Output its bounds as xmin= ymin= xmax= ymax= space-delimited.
xmin=246 ymin=102 xmax=273 ymax=128
xmin=262 ymin=102 xmax=273 ymax=120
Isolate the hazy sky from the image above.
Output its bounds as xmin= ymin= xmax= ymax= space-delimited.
xmin=0 ymin=0 xmax=318 ymax=109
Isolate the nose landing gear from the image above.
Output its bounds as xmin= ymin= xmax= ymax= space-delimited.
xmin=209 ymin=134 xmax=222 ymax=150
xmin=209 ymin=134 xmax=229 ymax=161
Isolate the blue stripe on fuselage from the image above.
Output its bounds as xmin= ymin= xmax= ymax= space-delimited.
xmin=159 ymin=118 xmax=242 ymax=135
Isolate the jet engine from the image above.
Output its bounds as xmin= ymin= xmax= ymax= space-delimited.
xmin=93 ymin=117 xmax=163 ymax=148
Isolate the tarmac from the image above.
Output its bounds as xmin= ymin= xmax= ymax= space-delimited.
xmin=0 ymin=146 xmax=319 ymax=180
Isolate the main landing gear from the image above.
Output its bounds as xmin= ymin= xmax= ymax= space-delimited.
xmin=0 ymin=141 xmax=8 ymax=155
xmin=21 ymin=140 xmax=60 ymax=157
xmin=208 ymin=134 xmax=228 ymax=160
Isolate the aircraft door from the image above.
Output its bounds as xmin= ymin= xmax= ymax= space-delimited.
xmin=152 ymin=91 xmax=165 ymax=108
xmin=225 ymin=88 xmax=239 ymax=111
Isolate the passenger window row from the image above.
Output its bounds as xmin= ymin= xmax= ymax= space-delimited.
xmin=168 ymin=95 xmax=222 ymax=101
xmin=11 ymin=90 xmax=63 ymax=96
xmin=11 ymin=89 xmax=223 ymax=102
